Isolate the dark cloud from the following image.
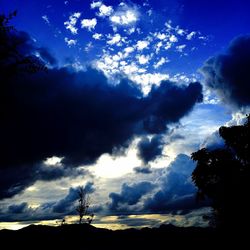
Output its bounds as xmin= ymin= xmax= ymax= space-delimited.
xmin=134 ymin=166 xmax=152 ymax=174
xmin=137 ymin=135 xmax=164 ymax=164
xmin=8 ymin=202 xmax=28 ymax=214
xmin=144 ymin=154 xmax=208 ymax=214
xmin=201 ymin=130 xmax=225 ymax=150
xmin=53 ymin=182 xmax=95 ymax=213
xmin=109 ymin=182 xmax=155 ymax=211
xmin=201 ymin=35 xmax=250 ymax=108
xmin=0 ymin=27 xmax=203 ymax=199
xmin=0 ymin=163 xmax=86 ymax=199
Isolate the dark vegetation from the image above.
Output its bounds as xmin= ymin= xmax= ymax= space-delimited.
xmin=192 ymin=115 xmax=250 ymax=229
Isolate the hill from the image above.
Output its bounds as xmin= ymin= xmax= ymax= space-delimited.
xmin=0 ymin=223 xmax=245 ymax=248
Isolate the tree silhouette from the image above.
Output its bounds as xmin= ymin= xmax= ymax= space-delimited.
xmin=76 ymin=186 xmax=94 ymax=224
xmin=0 ymin=11 xmax=47 ymax=78
xmin=191 ymin=115 xmax=250 ymax=228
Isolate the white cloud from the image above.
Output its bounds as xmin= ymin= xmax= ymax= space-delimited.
xmin=156 ymin=33 xmax=167 ymax=40
xmin=110 ymin=10 xmax=138 ymax=25
xmin=164 ymin=42 xmax=172 ymax=50
xmin=131 ymin=73 xmax=169 ymax=95
xmin=169 ymin=34 xmax=178 ymax=43
xmin=176 ymin=44 xmax=186 ymax=52
xmin=136 ymin=40 xmax=149 ymax=50
xmin=186 ymin=31 xmax=196 ymax=40
xmin=81 ymin=18 xmax=97 ymax=31
xmin=155 ymin=41 xmax=163 ymax=54
xmin=90 ymin=1 xmax=102 ymax=9
xmin=153 ymin=57 xmax=169 ymax=69
xmin=64 ymin=37 xmax=77 ymax=47
xmin=107 ymin=33 xmax=121 ymax=45
xmin=92 ymin=33 xmax=102 ymax=40
xmin=137 ymin=54 xmax=151 ymax=65
xmin=124 ymin=46 xmax=134 ymax=57
xmin=98 ymin=4 xmax=113 ymax=17
xmin=42 ymin=15 xmax=50 ymax=25
xmin=64 ymin=12 xmax=81 ymax=35
xmin=176 ymin=28 xmax=186 ymax=36
xmin=85 ymin=42 xmax=94 ymax=52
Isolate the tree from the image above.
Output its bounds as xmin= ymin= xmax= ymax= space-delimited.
xmin=76 ymin=186 xmax=94 ymax=224
xmin=191 ymin=115 xmax=250 ymax=228
xmin=0 ymin=11 xmax=47 ymax=78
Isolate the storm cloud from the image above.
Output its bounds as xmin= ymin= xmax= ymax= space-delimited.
xmin=201 ymin=35 xmax=250 ymax=108
xmin=0 ymin=27 xmax=203 ymax=199
xmin=109 ymin=181 xmax=155 ymax=211
xmin=144 ymin=154 xmax=208 ymax=214
xmin=137 ymin=135 xmax=164 ymax=164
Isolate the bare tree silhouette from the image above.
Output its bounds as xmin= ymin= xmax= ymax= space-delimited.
xmin=76 ymin=186 xmax=91 ymax=224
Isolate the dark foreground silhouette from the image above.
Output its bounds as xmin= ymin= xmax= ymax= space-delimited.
xmin=0 ymin=223 xmax=248 ymax=248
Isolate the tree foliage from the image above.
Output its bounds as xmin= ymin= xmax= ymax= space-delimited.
xmin=0 ymin=11 xmax=47 ymax=77
xmin=191 ymin=115 xmax=250 ymax=227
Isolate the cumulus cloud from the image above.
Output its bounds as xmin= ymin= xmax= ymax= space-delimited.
xmin=110 ymin=10 xmax=138 ymax=25
xmin=64 ymin=12 xmax=81 ymax=35
xmin=109 ymin=182 xmax=155 ymax=211
xmin=81 ymin=18 xmax=97 ymax=31
xmin=134 ymin=166 xmax=152 ymax=174
xmin=137 ymin=54 xmax=151 ymax=65
xmin=154 ymin=57 xmax=168 ymax=69
xmin=186 ymin=31 xmax=196 ymax=40
xmin=90 ymin=1 xmax=102 ymax=9
xmin=107 ymin=33 xmax=121 ymax=45
xmin=53 ymin=182 xmax=95 ymax=213
xmin=64 ymin=37 xmax=77 ymax=47
xmin=0 ymin=28 xmax=202 ymax=199
xmin=92 ymin=33 xmax=102 ymax=40
xmin=137 ymin=135 xmax=164 ymax=163
xmin=136 ymin=40 xmax=149 ymax=50
xmin=200 ymin=35 xmax=250 ymax=108
xmin=144 ymin=154 xmax=208 ymax=213
xmin=98 ymin=4 xmax=114 ymax=17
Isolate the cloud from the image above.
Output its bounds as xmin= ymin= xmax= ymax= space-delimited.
xmin=176 ymin=44 xmax=186 ymax=53
xmin=107 ymin=33 xmax=121 ymax=45
xmin=200 ymin=130 xmax=225 ymax=150
xmin=144 ymin=154 xmax=207 ymax=213
xmin=81 ymin=18 xmax=97 ymax=31
xmin=0 ymin=28 xmax=203 ymax=199
xmin=90 ymin=1 xmax=102 ymax=9
xmin=137 ymin=54 xmax=151 ymax=65
xmin=136 ymin=40 xmax=149 ymax=50
xmin=153 ymin=57 xmax=168 ymax=69
xmin=133 ymin=166 xmax=152 ymax=174
xmin=64 ymin=37 xmax=77 ymax=47
xmin=109 ymin=182 xmax=155 ymax=211
xmin=137 ymin=135 xmax=164 ymax=163
xmin=169 ymin=35 xmax=178 ymax=43
xmin=41 ymin=15 xmax=50 ymax=25
xmin=53 ymin=182 xmax=94 ymax=213
xmin=92 ymin=33 xmax=102 ymax=40
xmin=110 ymin=10 xmax=138 ymax=26
xmin=200 ymin=35 xmax=250 ymax=108
xmin=64 ymin=12 xmax=81 ymax=35
xmin=98 ymin=4 xmax=114 ymax=17
xmin=8 ymin=202 xmax=28 ymax=214
xmin=186 ymin=31 xmax=196 ymax=40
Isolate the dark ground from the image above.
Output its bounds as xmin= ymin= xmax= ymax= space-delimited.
xmin=0 ymin=223 xmax=248 ymax=249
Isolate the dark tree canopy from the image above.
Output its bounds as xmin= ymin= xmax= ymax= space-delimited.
xmin=191 ymin=115 xmax=250 ymax=228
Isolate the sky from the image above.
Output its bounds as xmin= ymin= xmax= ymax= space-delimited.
xmin=0 ymin=0 xmax=250 ymax=230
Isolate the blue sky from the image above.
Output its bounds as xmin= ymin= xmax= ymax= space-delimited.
xmin=0 ymin=0 xmax=250 ymax=230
